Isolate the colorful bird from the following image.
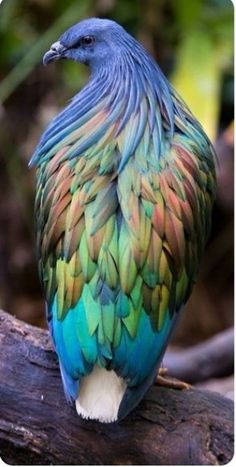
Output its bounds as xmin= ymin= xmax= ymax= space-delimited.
xmin=30 ymin=18 xmax=216 ymax=423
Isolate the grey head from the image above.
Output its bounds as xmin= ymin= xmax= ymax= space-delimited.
xmin=43 ymin=18 xmax=131 ymax=69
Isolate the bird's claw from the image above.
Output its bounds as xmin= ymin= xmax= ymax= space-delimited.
xmin=156 ymin=367 xmax=191 ymax=390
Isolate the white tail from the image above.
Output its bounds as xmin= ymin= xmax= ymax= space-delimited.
xmin=75 ymin=365 xmax=127 ymax=423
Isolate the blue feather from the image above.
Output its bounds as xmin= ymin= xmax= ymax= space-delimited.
xmin=117 ymin=311 xmax=180 ymax=421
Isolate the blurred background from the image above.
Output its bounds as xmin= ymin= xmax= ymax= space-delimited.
xmin=0 ymin=0 xmax=234 ymax=395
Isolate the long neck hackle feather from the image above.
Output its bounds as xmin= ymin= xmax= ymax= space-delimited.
xmin=30 ymin=31 xmax=207 ymax=171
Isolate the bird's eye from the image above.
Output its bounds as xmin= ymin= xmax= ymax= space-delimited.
xmin=79 ymin=36 xmax=95 ymax=47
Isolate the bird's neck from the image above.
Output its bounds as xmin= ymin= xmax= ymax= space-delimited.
xmin=87 ymin=49 xmax=175 ymax=137
xmin=30 ymin=47 xmax=184 ymax=168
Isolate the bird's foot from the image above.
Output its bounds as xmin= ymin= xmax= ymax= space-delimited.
xmin=156 ymin=367 xmax=191 ymax=390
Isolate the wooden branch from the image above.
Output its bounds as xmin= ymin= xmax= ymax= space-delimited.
xmin=164 ymin=327 xmax=234 ymax=383
xmin=0 ymin=309 xmax=233 ymax=465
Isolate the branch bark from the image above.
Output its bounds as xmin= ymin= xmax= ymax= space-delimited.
xmin=0 ymin=309 xmax=233 ymax=465
xmin=164 ymin=327 xmax=234 ymax=383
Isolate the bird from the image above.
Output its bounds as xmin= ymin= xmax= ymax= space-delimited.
xmin=30 ymin=17 xmax=216 ymax=423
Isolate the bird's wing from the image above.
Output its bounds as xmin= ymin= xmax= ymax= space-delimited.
xmin=35 ymin=133 xmax=120 ymax=399
xmin=114 ymin=115 xmax=216 ymax=417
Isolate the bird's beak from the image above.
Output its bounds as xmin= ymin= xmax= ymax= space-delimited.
xmin=43 ymin=41 xmax=67 ymax=66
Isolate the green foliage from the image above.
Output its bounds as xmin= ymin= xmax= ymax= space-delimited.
xmin=171 ymin=0 xmax=233 ymax=139
xmin=0 ymin=0 xmax=93 ymax=101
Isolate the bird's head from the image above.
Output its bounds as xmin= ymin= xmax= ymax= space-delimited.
xmin=43 ymin=18 xmax=129 ymax=70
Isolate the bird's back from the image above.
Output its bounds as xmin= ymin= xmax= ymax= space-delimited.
xmin=32 ymin=28 xmax=216 ymax=422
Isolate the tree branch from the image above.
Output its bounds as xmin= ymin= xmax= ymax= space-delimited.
xmin=0 ymin=310 xmax=233 ymax=465
xmin=164 ymin=327 xmax=234 ymax=383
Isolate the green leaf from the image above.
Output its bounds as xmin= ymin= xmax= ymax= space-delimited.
xmin=0 ymin=0 xmax=92 ymax=103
